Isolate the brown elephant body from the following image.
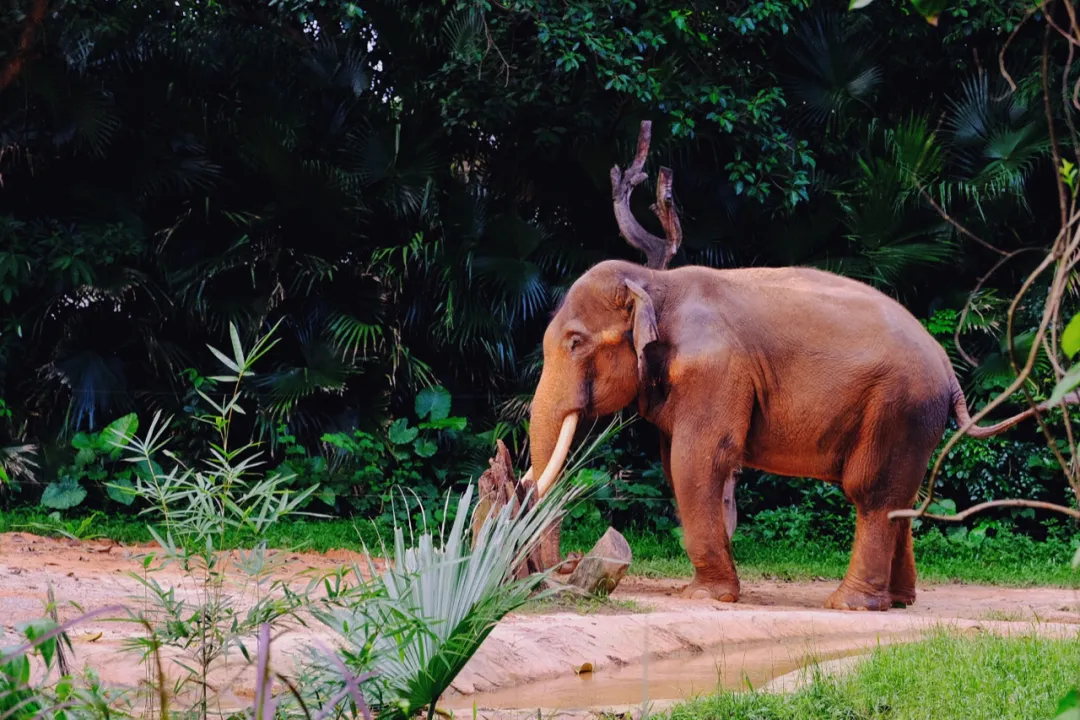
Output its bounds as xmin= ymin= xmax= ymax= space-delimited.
xmin=529 ymin=259 xmax=1060 ymax=611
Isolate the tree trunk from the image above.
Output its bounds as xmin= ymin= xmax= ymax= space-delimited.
xmin=565 ymin=526 xmax=633 ymax=595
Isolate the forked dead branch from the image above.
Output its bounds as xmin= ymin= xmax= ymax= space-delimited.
xmin=609 ymin=119 xmax=683 ymax=270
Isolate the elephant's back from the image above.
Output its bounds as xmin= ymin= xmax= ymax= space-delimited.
xmin=681 ymin=264 xmax=954 ymax=389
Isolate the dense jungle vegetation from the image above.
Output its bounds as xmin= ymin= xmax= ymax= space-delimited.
xmin=1 ymin=0 xmax=1077 ymax=553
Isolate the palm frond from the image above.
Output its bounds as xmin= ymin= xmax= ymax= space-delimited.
xmin=784 ymin=11 xmax=882 ymax=129
xmin=312 ymin=450 xmax=603 ymax=718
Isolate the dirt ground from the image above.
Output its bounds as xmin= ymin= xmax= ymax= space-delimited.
xmin=3 ymin=531 xmax=1080 ymax=719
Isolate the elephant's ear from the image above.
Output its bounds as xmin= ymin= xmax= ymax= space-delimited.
xmin=625 ymin=280 xmax=660 ymax=386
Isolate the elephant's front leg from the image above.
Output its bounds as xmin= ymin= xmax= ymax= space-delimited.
xmin=663 ymin=433 xmax=738 ymax=543
xmin=669 ymin=429 xmax=741 ymax=602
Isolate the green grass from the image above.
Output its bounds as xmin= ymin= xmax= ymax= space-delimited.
xmin=2 ymin=508 xmax=1078 ymax=588
xmin=516 ymin=594 xmax=649 ymax=615
xmin=662 ymin=628 xmax=1080 ymax=720
xmin=564 ymin=522 xmax=1080 ymax=588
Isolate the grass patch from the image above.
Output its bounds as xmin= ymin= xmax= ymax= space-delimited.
xmin=0 ymin=508 xmax=390 ymax=550
xmin=571 ymin=523 xmax=1080 ymax=588
xmin=3 ymin=508 xmax=1078 ymax=588
xmin=663 ymin=628 xmax=1080 ymax=720
xmin=516 ymin=594 xmax=649 ymax=616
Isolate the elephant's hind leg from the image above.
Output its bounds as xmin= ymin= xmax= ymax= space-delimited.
xmin=826 ymin=444 xmax=927 ymax=612
xmin=825 ymin=507 xmax=898 ymax=611
xmin=889 ymin=518 xmax=917 ymax=607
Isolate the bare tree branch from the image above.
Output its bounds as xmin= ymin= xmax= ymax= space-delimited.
xmin=610 ymin=120 xmax=682 ymax=269
xmin=889 ymin=499 xmax=1080 ymax=521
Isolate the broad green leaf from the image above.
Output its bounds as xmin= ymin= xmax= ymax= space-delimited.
xmin=415 ymin=386 xmax=452 ymax=421
xmin=388 ymin=418 xmax=419 ymax=445
xmin=1 ymin=654 xmax=31 ymax=685
xmin=74 ymin=446 xmax=96 ymax=469
xmin=40 ymin=481 xmax=88 ymax=510
xmin=1063 ymin=312 xmax=1080 ymax=359
xmin=946 ymin=525 xmax=968 ymax=542
xmin=106 ymin=477 xmax=136 ymax=506
xmin=419 ymin=417 xmax=468 ymax=432
xmin=70 ymin=432 xmax=93 ymax=450
xmin=1048 ymin=364 xmax=1080 ymax=406
xmin=927 ymin=498 xmax=956 ymax=515
xmin=413 ymin=438 xmax=438 ymax=458
xmin=18 ymin=618 xmax=59 ymax=670
xmin=848 ymin=0 xmax=875 ymax=8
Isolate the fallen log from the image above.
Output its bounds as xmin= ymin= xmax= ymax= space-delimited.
xmin=565 ymin=526 xmax=632 ymax=596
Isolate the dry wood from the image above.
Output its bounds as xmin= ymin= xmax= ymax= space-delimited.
xmin=472 ymin=439 xmax=543 ymax=579
xmin=566 ymin=526 xmax=633 ymax=596
xmin=609 ymin=120 xmax=682 ymax=269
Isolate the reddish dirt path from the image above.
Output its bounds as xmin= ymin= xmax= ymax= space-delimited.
xmin=3 ymin=531 xmax=1080 ymax=719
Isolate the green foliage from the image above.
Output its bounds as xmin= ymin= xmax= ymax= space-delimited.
xmin=930 ymin=432 xmax=1064 ymax=507
xmin=663 ymin=628 xmax=1080 ymax=720
xmin=272 ymin=384 xmax=470 ymax=521
xmin=1051 ymin=308 xmax=1080 ymax=405
xmin=0 ymin=315 xmax=613 ymax=720
xmin=109 ymin=321 xmax=321 ymax=716
xmin=1057 ymin=689 xmax=1080 ymax=720
xmin=36 ymin=413 xmax=141 ymax=510
xmin=309 ymin=472 xmax=598 ymax=719
xmin=0 ymin=398 xmax=37 ymax=494
xmin=16 ymin=511 xmax=109 ymax=542
xmin=0 ymin=608 xmax=125 ymax=720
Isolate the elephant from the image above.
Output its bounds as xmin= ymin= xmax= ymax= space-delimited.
xmin=524 ymin=257 xmax=1072 ymax=612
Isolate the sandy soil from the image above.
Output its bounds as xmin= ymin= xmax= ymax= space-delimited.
xmin=3 ymin=531 xmax=1080 ymax=719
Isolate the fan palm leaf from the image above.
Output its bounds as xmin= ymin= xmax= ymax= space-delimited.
xmin=312 ymin=439 xmax=605 ymax=719
xmin=944 ymin=71 xmax=1051 ymax=204
xmin=783 ymin=11 xmax=882 ymax=130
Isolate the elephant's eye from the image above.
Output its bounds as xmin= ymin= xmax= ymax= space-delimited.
xmin=567 ymin=334 xmax=582 ymax=351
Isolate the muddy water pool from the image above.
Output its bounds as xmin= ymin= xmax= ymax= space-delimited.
xmin=442 ymin=630 xmax=911 ymax=712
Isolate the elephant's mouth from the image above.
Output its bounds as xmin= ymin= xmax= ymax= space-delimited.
xmin=529 ymin=412 xmax=579 ymax=499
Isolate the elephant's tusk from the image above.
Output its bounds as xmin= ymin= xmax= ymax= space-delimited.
xmin=521 ymin=467 xmax=534 ymax=483
xmin=535 ymin=413 xmax=579 ymax=499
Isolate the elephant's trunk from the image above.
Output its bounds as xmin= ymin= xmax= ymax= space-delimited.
xmin=527 ymin=372 xmax=581 ymax=571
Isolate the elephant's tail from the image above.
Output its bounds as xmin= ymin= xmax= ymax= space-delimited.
xmin=948 ymin=373 xmax=1080 ymax=439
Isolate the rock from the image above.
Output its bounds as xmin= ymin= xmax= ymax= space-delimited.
xmin=565 ymin=526 xmax=632 ymax=596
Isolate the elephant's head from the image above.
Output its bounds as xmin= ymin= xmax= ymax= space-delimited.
xmin=528 ymin=259 xmax=665 ymax=499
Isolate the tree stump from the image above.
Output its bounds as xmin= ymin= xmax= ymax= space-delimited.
xmin=472 ymin=439 xmax=544 ymax=580
xmin=566 ymin=526 xmax=632 ymax=596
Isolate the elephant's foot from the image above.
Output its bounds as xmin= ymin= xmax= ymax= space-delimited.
xmin=824 ymin=581 xmax=891 ymax=612
xmin=889 ymin=587 xmax=916 ymax=609
xmin=680 ymin=577 xmax=739 ymax=603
